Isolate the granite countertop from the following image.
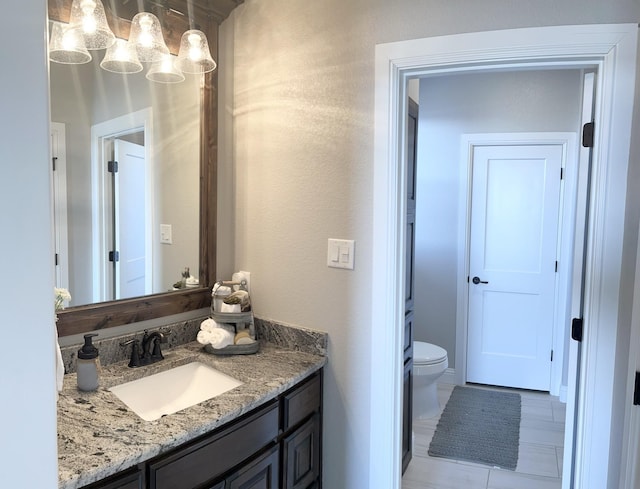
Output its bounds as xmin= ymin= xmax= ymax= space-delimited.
xmin=57 ymin=341 xmax=326 ymax=489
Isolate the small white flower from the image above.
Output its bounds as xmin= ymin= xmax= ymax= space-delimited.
xmin=54 ymin=287 xmax=72 ymax=311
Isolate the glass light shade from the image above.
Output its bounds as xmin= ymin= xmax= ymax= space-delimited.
xmin=176 ymin=30 xmax=217 ymax=74
xmin=68 ymin=0 xmax=115 ymax=50
xmin=129 ymin=13 xmax=169 ymax=63
xmin=100 ymin=39 xmax=143 ymax=74
xmin=49 ymin=22 xmax=92 ymax=64
xmin=146 ymin=54 xmax=185 ymax=83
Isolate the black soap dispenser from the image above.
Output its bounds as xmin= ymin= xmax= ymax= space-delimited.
xmin=77 ymin=333 xmax=100 ymax=392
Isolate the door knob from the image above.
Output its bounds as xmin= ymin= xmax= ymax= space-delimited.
xmin=472 ymin=276 xmax=488 ymax=285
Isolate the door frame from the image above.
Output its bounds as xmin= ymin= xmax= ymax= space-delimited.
xmin=456 ymin=133 xmax=578 ymax=396
xmin=51 ymin=122 xmax=69 ymax=294
xmin=372 ymin=24 xmax=637 ymax=489
xmin=90 ymin=107 xmax=154 ymax=303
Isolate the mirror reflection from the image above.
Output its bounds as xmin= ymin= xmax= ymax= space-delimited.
xmin=50 ymin=50 xmax=201 ymax=307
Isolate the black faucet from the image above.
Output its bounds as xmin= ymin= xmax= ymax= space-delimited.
xmin=122 ymin=329 xmax=171 ymax=368
xmin=142 ymin=330 xmax=170 ymax=362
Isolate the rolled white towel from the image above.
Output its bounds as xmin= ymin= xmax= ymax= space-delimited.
xmin=197 ymin=329 xmax=213 ymax=345
xmin=200 ymin=318 xmax=217 ymax=333
xmin=209 ymin=328 xmax=235 ymax=349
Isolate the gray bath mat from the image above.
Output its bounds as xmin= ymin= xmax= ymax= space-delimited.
xmin=428 ymin=385 xmax=521 ymax=470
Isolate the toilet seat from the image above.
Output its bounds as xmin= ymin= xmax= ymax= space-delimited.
xmin=413 ymin=341 xmax=447 ymax=366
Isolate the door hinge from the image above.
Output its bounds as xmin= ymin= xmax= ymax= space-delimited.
xmin=582 ymin=121 xmax=595 ymax=148
xmin=109 ymin=250 xmax=120 ymax=262
xmin=571 ymin=317 xmax=583 ymax=342
xmin=634 ymin=372 xmax=640 ymax=406
xmin=560 ymin=167 xmax=564 ymax=180
xmin=555 ymin=261 xmax=558 ymax=273
xmin=551 ymin=350 xmax=554 ymax=362
xmin=52 ymin=156 xmax=58 ymax=171
xmin=55 ymin=253 xmax=58 ymax=266
xmin=108 ymin=160 xmax=118 ymax=173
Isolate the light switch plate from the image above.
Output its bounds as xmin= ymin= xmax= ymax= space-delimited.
xmin=160 ymin=224 xmax=172 ymax=244
xmin=327 ymin=239 xmax=355 ymax=270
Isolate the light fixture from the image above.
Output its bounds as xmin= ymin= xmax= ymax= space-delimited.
xmin=100 ymin=39 xmax=143 ymax=74
xmin=67 ymin=0 xmax=115 ymax=50
xmin=48 ymin=9 xmax=216 ymax=79
xmin=176 ymin=30 xmax=216 ymax=74
xmin=129 ymin=12 xmax=169 ymax=63
xmin=146 ymin=54 xmax=185 ymax=83
xmin=49 ymin=22 xmax=92 ymax=64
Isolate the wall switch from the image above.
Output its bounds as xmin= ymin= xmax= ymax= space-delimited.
xmin=160 ymin=224 xmax=172 ymax=244
xmin=327 ymin=239 xmax=355 ymax=270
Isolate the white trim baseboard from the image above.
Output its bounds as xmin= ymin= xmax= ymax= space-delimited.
xmin=559 ymin=385 xmax=568 ymax=404
xmin=440 ymin=368 xmax=458 ymax=386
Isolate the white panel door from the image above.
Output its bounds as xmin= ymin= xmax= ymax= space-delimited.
xmin=114 ymin=139 xmax=147 ymax=299
xmin=467 ymin=144 xmax=563 ymax=390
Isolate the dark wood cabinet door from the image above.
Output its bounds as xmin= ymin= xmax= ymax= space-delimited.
xmin=227 ymin=445 xmax=280 ymax=489
xmin=282 ymin=414 xmax=321 ymax=489
xmin=402 ymin=358 xmax=413 ymax=474
xmin=407 ymin=97 xmax=419 ymax=208
xmin=405 ymin=211 xmax=416 ymax=311
xmin=404 ymin=311 xmax=414 ymax=357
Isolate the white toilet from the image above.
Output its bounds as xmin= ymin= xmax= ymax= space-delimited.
xmin=412 ymin=341 xmax=448 ymax=419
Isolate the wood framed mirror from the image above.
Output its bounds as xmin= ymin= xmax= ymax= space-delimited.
xmin=49 ymin=0 xmax=235 ymax=336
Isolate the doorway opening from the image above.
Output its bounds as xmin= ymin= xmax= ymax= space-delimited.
xmin=406 ymin=66 xmax=587 ymax=487
xmin=372 ymin=24 xmax=638 ymax=489
xmin=91 ymin=107 xmax=154 ymax=303
xmin=410 ymin=69 xmax=591 ymax=488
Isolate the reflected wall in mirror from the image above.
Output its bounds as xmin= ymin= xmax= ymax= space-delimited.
xmin=48 ymin=0 xmax=230 ymax=337
xmin=50 ymin=53 xmax=201 ymax=306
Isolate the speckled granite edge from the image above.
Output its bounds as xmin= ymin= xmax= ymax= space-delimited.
xmin=60 ymin=315 xmax=328 ymax=374
xmin=255 ymin=317 xmax=327 ymax=356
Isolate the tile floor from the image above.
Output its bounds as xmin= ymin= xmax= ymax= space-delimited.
xmin=402 ymin=383 xmax=566 ymax=489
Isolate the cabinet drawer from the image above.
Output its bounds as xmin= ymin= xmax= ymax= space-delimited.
xmin=149 ymin=401 xmax=279 ymax=489
xmin=282 ymin=373 xmax=321 ymax=431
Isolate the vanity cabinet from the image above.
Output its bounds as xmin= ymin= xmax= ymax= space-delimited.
xmin=281 ymin=372 xmax=322 ymax=489
xmin=80 ymin=370 xmax=322 ymax=489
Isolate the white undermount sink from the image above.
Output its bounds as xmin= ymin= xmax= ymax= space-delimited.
xmin=108 ymin=362 xmax=243 ymax=421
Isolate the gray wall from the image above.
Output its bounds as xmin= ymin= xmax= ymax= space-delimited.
xmin=219 ymin=1 xmax=640 ymax=487
xmin=2 ymin=1 xmax=638 ymax=488
xmin=0 ymin=0 xmax=58 ymax=485
xmin=414 ymin=69 xmax=583 ymax=371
